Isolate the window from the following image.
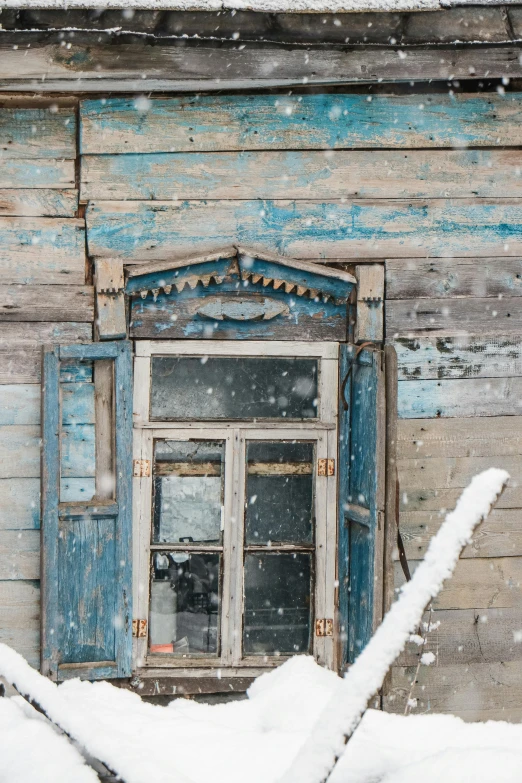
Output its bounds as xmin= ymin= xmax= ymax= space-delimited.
xmin=133 ymin=341 xmax=338 ymax=672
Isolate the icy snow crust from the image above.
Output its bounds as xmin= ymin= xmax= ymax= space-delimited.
xmin=0 ymin=0 xmax=444 ymax=11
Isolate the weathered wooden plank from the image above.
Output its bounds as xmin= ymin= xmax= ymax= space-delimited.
xmin=80 ymin=94 xmax=522 ymax=154
xmin=0 ymin=479 xmax=40 ymax=530
xmin=393 ymin=335 xmax=522 ymax=381
xmin=386 ymin=257 xmax=522 ymax=300
xmin=388 ymin=297 xmax=522 ymax=336
xmin=81 ymin=149 xmax=522 ymax=201
xmin=0 ymin=323 xmax=92 ymax=384
xmin=355 ymin=263 xmax=384 ymax=343
xmin=0 ymin=424 xmax=94 ymax=478
xmin=399 ymin=508 xmax=522 ymax=559
xmin=0 ymin=189 xmax=78 ymax=218
xmin=0 ymin=107 xmax=76 ymax=159
xmin=394 ymin=557 xmax=522 ymax=610
xmin=0 ymin=285 xmax=93 ymax=321
xmin=400 ymin=485 xmax=522 ymax=513
xmin=398 ymin=455 xmax=521 ymax=490
xmin=398 ymin=417 xmax=522 ymax=459
xmin=398 ymin=377 xmax=522 ymax=418
xmin=86 ymin=199 xmax=522 ymax=261
xmin=0 ymin=382 xmax=96 ymax=427
xmin=0 ymin=158 xmax=75 ymax=189
xmin=386 ymin=661 xmax=522 ymax=722
xmin=398 ymin=607 xmax=522 ymax=666
xmin=0 ymin=530 xmax=39 ymax=580
xmin=0 ymin=217 xmax=85 ymax=283
xmin=0 ymin=580 xmax=39 ymax=667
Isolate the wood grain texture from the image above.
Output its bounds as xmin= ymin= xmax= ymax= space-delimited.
xmin=0 ymin=382 xmax=94 ymax=426
xmin=393 ymin=335 xmax=522 ymax=381
xmin=0 ymin=285 xmax=93 ymax=321
xmin=0 ymin=530 xmax=39 ymax=580
xmin=398 ymin=376 xmax=522 ymax=418
xmin=0 ymin=189 xmax=77 ymax=218
xmin=0 ymin=479 xmax=40 ymax=530
xmin=386 ymin=257 xmax=522 ymax=300
xmin=0 ymin=326 xmax=93 ymax=385
xmin=388 ymin=297 xmax=522 ymax=336
xmin=86 ymin=199 xmax=522 ymax=261
xmin=399 ymin=508 xmax=522 ymax=559
xmin=394 ymin=557 xmax=522 ymax=610
xmin=0 ymin=580 xmax=39 ymax=667
xmin=398 ymin=607 xmax=522 ymax=666
xmin=80 ymin=94 xmax=522 ymax=154
xmin=0 ymin=217 xmax=85 ymax=283
xmin=0 ymin=424 xmax=95 ymax=479
xmin=0 ymin=158 xmax=75 ymax=189
xmin=398 ymin=455 xmax=521 ymax=491
xmin=400 ymin=485 xmax=522 ymax=513
xmin=386 ymin=661 xmax=522 ymax=722
xmin=398 ymin=417 xmax=522 ymax=459
xmin=0 ymin=107 xmax=76 ymax=159
xmin=81 ymin=149 xmax=522 ymax=201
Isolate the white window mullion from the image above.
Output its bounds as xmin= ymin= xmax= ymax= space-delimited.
xmin=229 ymin=429 xmax=245 ymax=666
xmin=220 ymin=431 xmax=237 ymax=666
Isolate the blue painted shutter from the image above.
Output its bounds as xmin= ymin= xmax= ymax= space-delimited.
xmin=338 ymin=345 xmax=385 ymax=667
xmin=41 ymin=342 xmax=133 ymax=681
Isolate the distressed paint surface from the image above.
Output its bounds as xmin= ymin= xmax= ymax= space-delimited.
xmin=388 ymin=296 xmax=522 ymax=335
xmin=0 ymin=382 xmax=94 ymax=425
xmin=80 ymin=149 xmax=522 ymax=201
xmin=0 ymin=218 xmax=85 ymax=283
xmin=0 ymin=158 xmax=75 ymax=189
xmin=80 ymin=94 xmax=522 ymax=154
xmin=0 ymin=189 xmax=78 ymax=218
xmin=1 ymin=107 xmax=76 ymax=159
xmin=87 ymin=199 xmax=522 ymax=261
xmin=398 ymin=376 xmax=522 ymax=418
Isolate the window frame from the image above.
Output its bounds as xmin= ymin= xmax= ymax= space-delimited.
xmin=132 ymin=341 xmax=339 ymax=675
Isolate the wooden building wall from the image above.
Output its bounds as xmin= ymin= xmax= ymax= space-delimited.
xmin=1 ymin=92 xmax=522 ymax=719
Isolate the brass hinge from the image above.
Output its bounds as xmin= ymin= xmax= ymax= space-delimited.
xmin=132 ymin=619 xmax=148 ymax=638
xmin=318 ymin=458 xmax=335 ymax=477
xmin=133 ymin=459 xmax=151 ymax=478
xmin=315 ymin=619 xmax=334 ymax=637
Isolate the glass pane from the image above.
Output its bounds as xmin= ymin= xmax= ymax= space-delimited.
xmin=153 ymin=441 xmax=224 ymax=544
xmin=150 ymin=357 xmax=318 ymax=420
xmin=245 ymin=442 xmax=314 ymax=545
xmin=149 ymin=551 xmax=221 ymax=656
xmin=243 ymin=553 xmax=312 ymax=656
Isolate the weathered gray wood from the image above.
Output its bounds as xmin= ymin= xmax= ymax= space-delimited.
xmin=0 ymin=158 xmax=75 ymax=190
xmin=386 ymin=661 xmax=522 ymax=722
xmin=1 ymin=45 xmax=520 ymax=93
xmin=355 ymin=263 xmax=384 ymax=343
xmin=400 ymin=485 xmax=522 ymax=513
xmin=95 ymin=258 xmax=126 ymax=340
xmin=0 ymin=107 xmax=76 ymax=159
xmin=87 ymin=199 xmax=522 ymax=261
xmin=0 ymin=426 xmax=40 ymax=479
xmin=81 ymin=94 xmax=522 ymax=155
xmin=384 ymin=345 xmax=398 ymax=616
xmin=388 ymin=296 xmax=522 ymax=336
xmin=0 ymin=285 xmax=93 ymax=321
xmin=0 ymin=530 xmax=39 ymax=580
xmin=0 ymin=217 xmax=85 ymax=282
xmin=0 ymin=580 xmax=39 ymax=667
xmin=398 ymin=607 xmax=522 ymax=666
xmin=393 ymin=335 xmax=522 ymax=381
xmin=0 ymin=323 xmax=92 ymax=384
xmin=399 ymin=508 xmax=522 ymax=559
xmin=0 ymin=383 xmax=95 ymax=426
xmin=81 ymin=149 xmax=522 ymax=201
xmin=0 ymin=249 xmax=85 ymax=286
xmin=0 ymin=478 xmax=40 ymax=530
xmin=398 ymin=376 xmax=522 ymax=419
xmin=386 ymin=257 xmax=522 ymax=300
xmin=398 ymin=417 xmax=522 ymax=459
xmin=94 ymin=360 xmax=114 ymax=500
xmin=398 ymin=455 xmax=521 ymax=491
xmin=394 ymin=557 xmax=522 ymax=610
xmin=0 ymin=189 xmax=77 ymax=218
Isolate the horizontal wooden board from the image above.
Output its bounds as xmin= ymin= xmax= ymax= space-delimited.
xmin=398 ymin=377 xmax=522 ymax=418
xmin=0 ymin=424 xmax=94 ymax=478
xmin=0 ymin=158 xmax=75 ymax=189
xmin=81 ymin=149 xmax=522 ymax=202
xmin=0 ymin=579 xmax=39 ymax=667
xmin=399 ymin=508 xmax=522 ymax=559
xmin=398 ymin=455 xmax=521 ymax=491
xmin=0 ymin=383 xmax=94 ymax=426
xmin=394 ymin=557 xmax=522 ymax=610
xmin=398 ymin=417 xmax=522 ymax=459
xmin=400 ymin=485 xmax=522 ymax=514
xmin=80 ymin=94 xmax=522 ymax=154
xmin=86 ymin=199 xmax=522 ymax=261
xmin=388 ymin=296 xmax=522 ymax=337
xmin=0 ymin=323 xmax=92 ymax=384
xmin=0 ymin=478 xmax=40 ymax=530
xmin=393 ymin=335 xmax=522 ymax=382
xmin=0 ymin=285 xmax=93 ymax=321
xmin=386 ymin=661 xmax=522 ymax=722
xmin=0 ymin=189 xmax=78 ymax=218
xmin=398 ymin=607 xmax=522 ymax=666
xmin=0 ymin=217 xmax=85 ymax=284
xmin=386 ymin=257 xmax=522 ymax=300
xmin=0 ymin=107 xmax=76 ymax=159
xmin=0 ymin=530 xmax=39 ymax=580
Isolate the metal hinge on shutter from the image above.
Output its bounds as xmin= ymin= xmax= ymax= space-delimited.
xmin=315 ymin=619 xmax=334 ymax=637
xmin=132 ymin=619 xmax=148 ymax=638
xmin=318 ymin=458 xmax=335 ymax=476
xmin=133 ymin=459 xmax=151 ymax=477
